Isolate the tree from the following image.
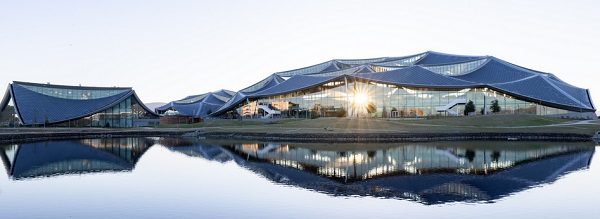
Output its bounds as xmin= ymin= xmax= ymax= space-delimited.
xmin=335 ymin=106 xmax=347 ymax=117
xmin=310 ymin=105 xmax=320 ymax=119
xmin=367 ymin=102 xmax=377 ymax=114
xmin=464 ymin=100 xmax=475 ymax=116
xmin=490 ymin=99 xmax=501 ymax=113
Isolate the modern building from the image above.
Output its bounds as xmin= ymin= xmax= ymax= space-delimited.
xmin=0 ymin=81 xmax=159 ymax=127
xmin=155 ymin=89 xmax=235 ymax=119
xmin=211 ymin=51 xmax=596 ymax=119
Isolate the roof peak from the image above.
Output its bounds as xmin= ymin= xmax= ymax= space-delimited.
xmin=13 ymin=81 xmax=131 ymax=90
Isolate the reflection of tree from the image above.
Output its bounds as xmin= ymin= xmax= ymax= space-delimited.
xmin=491 ymin=151 xmax=501 ymax=162
xmin=367 ymin=151 xmax=376 ymax=158
xmin=465 ymin=150 xmax=475 ymax=163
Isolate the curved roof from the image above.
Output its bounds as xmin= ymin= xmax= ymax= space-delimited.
xmin=276 ymin=56 xmax=406 ymax=77
xmin=239 ymin=74 xmax=285 ymax=94
xmin=489 ymin=75 xmax=591 ymax=111
xmin=4 ymin=82 xmax=158 ymax=125
xmin=415 ymin=51 xmax=486 ymax=65
xmin=209 ymin=74 xmax=286 ymax=116
xmin=351 ymin=66 xmax=481 ymax=88
xmin=210 ymin=92 xmax=248 ymax=116
xmin=210 ymin=51 xmax=595 ymax=116
xmin=12 ymin=84 xmax=131 ymax=125
xmin=450 ymin=57 xmax=594 ymax=111
xmin=251 ymin=75 xmax=341 ymax=97
xmin=212 ymin=89 xmax=236 ymax=98
xmin=156 ymin=90 xmax=231 ymax=118
xmin=453 ymin=58 xmax=537 ymax=84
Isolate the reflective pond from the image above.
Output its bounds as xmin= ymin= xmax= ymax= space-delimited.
xmin=1 ymin=138 xmax=599 ymax=218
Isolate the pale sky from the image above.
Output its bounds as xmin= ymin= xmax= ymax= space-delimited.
xmin=1 ymin=0 xmax=599 ymax=114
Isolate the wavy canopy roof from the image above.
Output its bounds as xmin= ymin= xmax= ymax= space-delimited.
xmin=156 ymin=89 xmax=235 ymax=118
xmin=3 ymin=82 xmax=158 ymax=125
xmin=209 ymin=51 xmax=594 ymax=116
xmin=352 ymin=66 xmax=480 ymax=88
xmin=210 ymin=74 xmax=285 ymax=116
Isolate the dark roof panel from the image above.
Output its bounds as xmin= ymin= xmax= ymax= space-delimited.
xmin=352 ymin=66 xmax=480 ymax=88
xmin=251 ymin=75 xmax=341 ymax=97
xmin=490 ymin=75 xmax=588 ymax=110
xmin=11 ymin=84 xmax=133 ymax=125
xmin=453 ymin=58 xmax=536 ymax=84
xmin=210 ymin=92 xmax=248 ymax=116
xmin=355 ymin=65 xmax=375 ymax=73
xmin=415 ymin=51 xmax=485 ymax=65
xmin=212 ymin=89 xmax=235 ymax=98
xmin=546 ymin=78 xmax=594 ymax=109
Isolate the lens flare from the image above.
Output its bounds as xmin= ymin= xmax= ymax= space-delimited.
xmin=354 ymin=93 xmax=368 ymax=106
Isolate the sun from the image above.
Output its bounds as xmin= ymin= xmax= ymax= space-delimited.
xmin=354 ymin=92 xmax=369 ymax=106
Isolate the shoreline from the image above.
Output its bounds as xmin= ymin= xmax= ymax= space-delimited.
xmin=0 ymin=129 xmax=593 ymax=143
xmin=199 ymin=132 xmax=592 ymax=142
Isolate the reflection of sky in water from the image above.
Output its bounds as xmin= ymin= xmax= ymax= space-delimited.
xmin=0 ymin=139 xmax=599 ymax=218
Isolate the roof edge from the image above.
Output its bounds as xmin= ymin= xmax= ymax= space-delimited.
xmin=13 ymin=81 xmax=132 ymax=91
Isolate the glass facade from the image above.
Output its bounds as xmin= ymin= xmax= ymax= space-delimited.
xmin=52 ymin=96 xmax=157 ymax=127
xmin=20 ymin=84 xmax=129 ymax=100
xmin=277 ymin=61 xmax=334 ymax=77
xmin=0 ymin=104 xmax=16 ymax=126
xmin=240 ymin=75 xmax=279 ymax=93
xmin=238 ymin=80 xmax=350 ymax=118
xmin=373 ymin=53 xmax=427 ymax=66
xmin=175 ymin=94 xmax=208 ymax=104
xmin=308 ymin=66 xmax=362 ymax=76
xmin=371 ymin=65 xmax=402 ymax=72
xmin=423 ymin=59 xmax=488 ymax=76
xmin=233 ymin=78 xmax=571 ymax=118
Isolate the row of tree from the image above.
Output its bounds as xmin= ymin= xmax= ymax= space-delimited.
xmin=464 ymin=99 xmax=501 ymax=116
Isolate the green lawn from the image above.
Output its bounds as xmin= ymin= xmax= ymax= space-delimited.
xmin=2 ymin=115 xmax=599 ymax=136
xmin=154 ymin=115 xmax=600 ymax=136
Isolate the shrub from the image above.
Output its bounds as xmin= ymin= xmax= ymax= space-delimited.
xmin=464 ymin=100 xmax=475 ymax=116
xmin=490 ymin=99 xmax=501 ymax=113
xmin=336 ymin=106 xmax=347 ymax=117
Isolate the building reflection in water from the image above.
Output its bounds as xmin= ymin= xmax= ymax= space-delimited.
xmin=0 ymin=138 xmax=154 ymax=180
xmin=1 ymin=137 xmax=594 ymax=204
xmin=165 ymin=139 xmax=595 ymax=204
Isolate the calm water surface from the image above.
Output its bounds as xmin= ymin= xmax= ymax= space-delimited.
xmin=1 ymin=138 xmax=599 ymax=218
